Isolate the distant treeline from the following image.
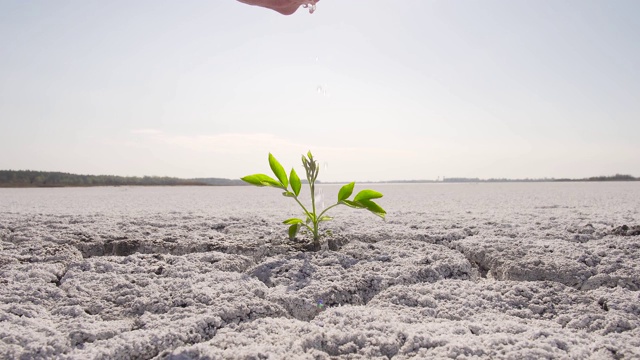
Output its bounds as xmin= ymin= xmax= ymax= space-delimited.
xmin=554 ymin=174 xmax=638 ymax=182
xmin=379 ymin=174 xmax=639 ymax=184
xmin=0 ymin=170 xmax=245 ymax=188
xmin=0 ymin=170 xmax=637 ymax=188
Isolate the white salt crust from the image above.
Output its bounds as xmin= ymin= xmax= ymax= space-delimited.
xmin=0 ymin=183 xmax=639 ymax=359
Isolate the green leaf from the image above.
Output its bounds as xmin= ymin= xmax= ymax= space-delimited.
xmin=290 ymin=168 xmax=301 ymax=197
xmin=307 ymin=150 xmax=313 ymax=161
xmin=340 ymin=199 xmax=386 ymax=218
xmin=269 ymin=153 xmax=288 ymax=188
xmin=288 ymin=224 xmax=300 ymax=240
xmin=283 ymin=218 xmax=304 ymax=225
xmin=358 ymin=199 xmax=386 ymax=219
xmin=338 ymin=182 xmax=355 ymax=202
xmin=282 ymin=191 xmax=295 ymax=198
xmin=241 ymin=174 xmax=283 ymax=188
xmin=319 ymin=216 xmax=333 ymax=222
xmin=353 ymin=189 xmax=383 ymax=202
xmin=341 ymin=200 xmax=365 ymax=209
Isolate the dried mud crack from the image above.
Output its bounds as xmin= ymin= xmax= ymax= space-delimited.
xmin=1 ymin=183 xmax=640 ymax=359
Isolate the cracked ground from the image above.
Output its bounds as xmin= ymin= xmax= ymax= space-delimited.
xmin=1 ymin=183 xmax=640 ymax=359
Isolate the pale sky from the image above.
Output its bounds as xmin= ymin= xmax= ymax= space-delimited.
xmin=1 ymin=0 xmax=638 ymax=182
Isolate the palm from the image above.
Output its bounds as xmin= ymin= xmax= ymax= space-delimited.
xmin=237 ymin=0 xmax=318 ymax=15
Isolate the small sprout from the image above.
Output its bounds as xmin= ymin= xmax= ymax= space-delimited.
xmin=241 ymin=151 xmax=386 ymax=250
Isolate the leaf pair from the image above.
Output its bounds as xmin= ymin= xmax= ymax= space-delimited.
xmin=242 ymin=153 xmax=302 ymax=197
xmin=283 ymin=215 xmax=331 ymax=240
xmin=337 ymin=182 xmax=386 ymax=218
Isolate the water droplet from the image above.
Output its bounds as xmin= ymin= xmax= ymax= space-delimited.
xmin=316 ymin=85 xmax=329 ymax=97
xmin=302 ymin=0 xmax=317 ymax=14
xmin=316 ymin=188 xmax=325 ymax=211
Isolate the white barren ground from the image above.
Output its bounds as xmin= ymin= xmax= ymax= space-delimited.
xmin=1 ymin=183 xmax=639 ymax=359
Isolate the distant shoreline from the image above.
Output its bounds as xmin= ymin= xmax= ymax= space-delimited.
xmin=353 ymin=174 xmax=640 ymax=184
xmin=0 ymin=170 xmax=638 ymax=188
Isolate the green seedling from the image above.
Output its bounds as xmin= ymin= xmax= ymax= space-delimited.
xmin=242 ymin=151 xmax=386 ymax=250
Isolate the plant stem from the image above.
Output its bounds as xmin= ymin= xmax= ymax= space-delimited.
xmin=292 ymin=196 xmax=313 ymax=222
xmin=291 ymin=196 xmax=316 ymax=232
xmin=317 ymin=203 xmax=340 ymax=219
xmin=309 ymin=181 xmax=319 ymax=243
xmin=303 ymin=155 xmax=321 ymax=248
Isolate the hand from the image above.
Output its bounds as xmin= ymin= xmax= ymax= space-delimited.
xmin=237 ymin=0 xmax=318 ymax=15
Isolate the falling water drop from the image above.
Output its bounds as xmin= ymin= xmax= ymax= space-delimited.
xmin=302 ymin=0 xmax=317 ymax=14
xmin=316 ymin=85 xmax=330 ymax=97
xmin=314 ymin=160 xmax=328 ymax=211
xmin=317 ymin=187 xmax=325 ymax=211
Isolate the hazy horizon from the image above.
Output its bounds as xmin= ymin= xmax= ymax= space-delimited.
xmin=1 ymin=169 xmax=637 ymax=185
xmin=1 ymin=1 xmax=639 ymax=182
